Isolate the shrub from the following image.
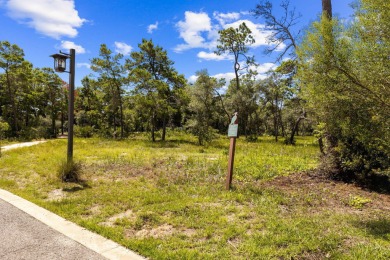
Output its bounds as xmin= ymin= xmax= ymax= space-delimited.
xmin=74 ymin=125 xmax=94 ymax=138
xmin=57 ymin=160 xmax=82 ymax=182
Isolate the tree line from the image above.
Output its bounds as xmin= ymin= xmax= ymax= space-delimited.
xmin=0 ymin=39 xmax=310 ymax=144
xmin=0 ymin=0 xmax=388 ymax=179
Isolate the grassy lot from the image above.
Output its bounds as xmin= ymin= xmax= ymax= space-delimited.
xmin=0 ymin=132 xmax=389 ymax=259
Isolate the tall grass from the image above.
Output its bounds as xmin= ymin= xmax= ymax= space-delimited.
xmin=0 ymin=133 xmax=388 ymax=259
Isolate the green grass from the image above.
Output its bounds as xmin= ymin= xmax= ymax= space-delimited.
xmin=0 ymin=132 xmax=389 ymax=259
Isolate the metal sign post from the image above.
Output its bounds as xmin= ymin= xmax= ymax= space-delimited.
xmin=226 ymin=112 xmax=238 ymax=190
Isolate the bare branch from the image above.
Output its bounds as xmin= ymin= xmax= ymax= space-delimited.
xmin=252 ymin=0 xmax=301 ymax=62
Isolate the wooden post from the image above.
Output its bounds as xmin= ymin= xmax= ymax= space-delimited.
xmin=226 ymin=137 xmax=236 ymax=190
xmin=226 ymin=112 xmax=238 ymax=190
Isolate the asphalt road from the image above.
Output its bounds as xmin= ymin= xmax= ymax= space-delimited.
xmin=0 ymin=198 xmax=107 ymax=260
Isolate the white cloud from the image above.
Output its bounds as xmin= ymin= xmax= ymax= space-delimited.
xmin=254 ymin=62 xmax=276 ymax=74
xmin=197 ymin=51 xmax=233 ymax=61
xmin=5 ymin=0 xmax=86 ymax=39
xmin=211 ymin=72 xmax=236 ymax=92
xmin=114 ymin=41 xmax=132 ymax=55
xmin=224 ymin=19 xmax=287 ymax=50
xmin=201 ymin=62 xmax=275 ymax=88
xmin=147 ymin=21 xmax=158 ymax=34
xmin=213 ymin=11 xmax=240 ymax=26
xmin=188 ymin=75 xmax=198 ymax=84
xmin=188 ymin=71 xmax=235 ymax=82
xmin=223 ymin=20 xmax=267 ymax=47
xmin=212 ymin=72 xmax=236 ymax=82
xmin=174 ymin=11 xmax=286 ymax=54
xmin=174 ymin=9 xmax=288 ymax=75
xmin=174 ymin=11 xmax=212 ymax=52
xmin=252 ymin=62 xmax=277 ymax=80
xmin=188 ymin=72 xmax=234 ymax=92
xmin=76 ymin=62 xmax=90 ymax=69
xmin=59 ymin=40 xmax=85 ymax=54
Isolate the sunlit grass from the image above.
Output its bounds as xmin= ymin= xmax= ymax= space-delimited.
xmin=0 ymin=132 xmax=389 ymax=259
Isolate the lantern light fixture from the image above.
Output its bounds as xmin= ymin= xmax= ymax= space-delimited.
xmin=50 ymin=53 xmax=69 ymax=72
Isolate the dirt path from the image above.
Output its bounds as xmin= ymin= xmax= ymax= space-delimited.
xmin=1 ymin=141 xmax=47 ymax=152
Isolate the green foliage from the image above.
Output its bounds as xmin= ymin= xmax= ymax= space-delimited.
xmin=348 ymin=195 xmax=371 ymax=210
xmin=215 ymin=22 xmax=256 ymax=90
xmin=186 ymin=70 xmax=220 ymax=145
xmin=0 ymin=119 xmax=10 ymax=137
xmin=1 ymin=1 xmax=388 ymax=186
xmin=126 ymin=39 xmax=187 ymax=142
xmin=0 ymin=118 xmax=10 ymax=157
xmin=18 ymin=117 xmax=54 ymax=140
xmin=90 ymin=44 xmax=127 ymax=139
xmin=0 ymin=41 xmax=67 ymax=139
xmin=74 ymin=125 xmax=94 ymax=138
xmin=75 ymin=76 xmax=103 ymax=130
xmin=225 ymin=74 xmax=262 ymax=138
xmin=41 ymin=67 xmax=65 ymax=138
xmin=298 ymin=2 xmax=390 ymax=178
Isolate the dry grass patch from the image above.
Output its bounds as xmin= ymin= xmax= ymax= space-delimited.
xmin=263 ymin=171 xmax=390 ymax=214
xmin=100 ymin=209 xmax=137 ymax=227
xmin=47 ymin=189 xmax=66 ymax=201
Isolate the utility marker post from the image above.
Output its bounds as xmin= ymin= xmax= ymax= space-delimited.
xmin=226 ymin=112 xmax=238 ymax=190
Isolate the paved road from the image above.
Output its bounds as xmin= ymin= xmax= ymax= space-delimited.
xmin=0 ymin=198 xmax=107 ymax=260
xmin=1 ymin=141 xmax=47 ymax=152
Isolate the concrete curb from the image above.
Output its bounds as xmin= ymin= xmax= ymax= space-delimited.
xmin=0 ymin=189 xmax=146 ymax=260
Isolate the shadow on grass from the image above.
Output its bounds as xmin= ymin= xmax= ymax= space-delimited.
xmin=353 ymin=218 xmax=390 ymax=241
xmin=62 ymin=181 xmax=91 ymax=193
xmin=334 ymin=172 xmax=390 ymax=195
xmin=145 ymin=139 xmax=198 ymax=148
xmin=362 ymin=173 xmax=390 ymax=194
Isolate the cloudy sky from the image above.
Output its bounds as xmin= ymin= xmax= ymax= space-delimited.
xmin=0 ymin=0 xmax=353 ymax=87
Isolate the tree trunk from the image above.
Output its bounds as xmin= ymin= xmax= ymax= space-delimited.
xmin=288 ymin=111 xmax=306 ymax=145
xmin=25 ymin=110 xmax=29 ymax=127
xmin=234 ymin=60 xmax=240 ymax=90
xmin=113 ymin=113 xmax=117 ymax=138
xmin=151 ymin=110 xmax=156 ymax=142
xmin=322 ymin=0 xmax=332 ymax=19
xmin=115 ymin=83 xmax=124 ymax=139
xmin=274 ymin=111 xmax=278 ymax=142
xmin=61 ymin=111 xmax=64 ymax=135
xmin=6 ymin=71 xmax=18 ymax=135
xmin=162 ymin=114 xmax=167 ymax=141
xmin=318 ymin=137 xmax=325 ymax=154
xmin=322 ymin=0 xmax=335 ymax=154
xmin=51 ymin=115 xmax=56 ymax=138
xmin=278 ymin=109 xmax=285 ymax=137
xmin=119 ymin=100 xmax=124 ymax=139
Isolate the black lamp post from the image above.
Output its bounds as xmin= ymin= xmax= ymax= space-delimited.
xmin=50 ymin=49 xmax=75 ymax=164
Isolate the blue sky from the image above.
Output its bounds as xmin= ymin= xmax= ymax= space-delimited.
xmin=0 ymin=0 xmax=354 ymax=87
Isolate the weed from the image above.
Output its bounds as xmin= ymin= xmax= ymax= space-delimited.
xmin=348 ymin=195 xmax=371 ymax=210
xmin=57 ymin=160 xmax=82 ymax=183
